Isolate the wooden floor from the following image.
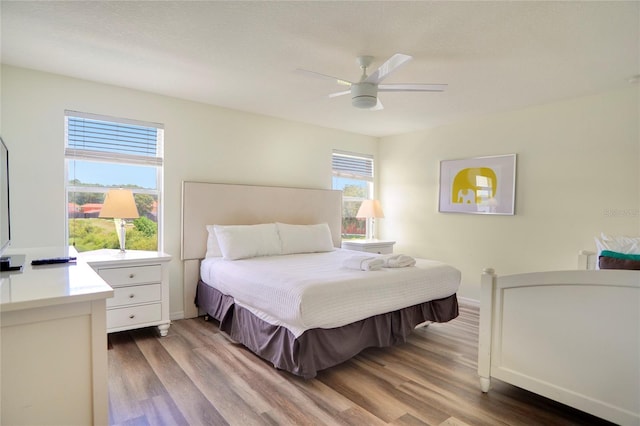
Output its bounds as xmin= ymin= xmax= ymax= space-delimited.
xmin=108 ymin=302 xmax=614 ymax=426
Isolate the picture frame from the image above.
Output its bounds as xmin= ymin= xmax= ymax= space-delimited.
xmin=438 ymin=154 xmax=516 ymax=215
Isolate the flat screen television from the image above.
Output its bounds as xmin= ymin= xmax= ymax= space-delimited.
xmin=0 ymin=136 xmax=23 ymax=271
xmin=0 ymin=137 xmax=10 ymax=256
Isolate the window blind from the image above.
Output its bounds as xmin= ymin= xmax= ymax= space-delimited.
xmin=332 ymin=151 xmax=373 ymax=181
xmin=65 ymin=111 xmax=163 ymax=166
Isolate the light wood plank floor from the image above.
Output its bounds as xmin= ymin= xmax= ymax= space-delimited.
xmin=108 ymin=302 xmax=614 ymax=425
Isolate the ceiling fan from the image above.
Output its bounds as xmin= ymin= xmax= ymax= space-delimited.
xmin=297 ymin=53 xmax=447 ymax=110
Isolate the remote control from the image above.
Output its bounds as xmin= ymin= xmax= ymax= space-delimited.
xmin=31 ymin=256 xmax=77 ymax=265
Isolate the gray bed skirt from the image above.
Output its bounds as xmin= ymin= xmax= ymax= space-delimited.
xmin=196 ymin=280 xmax=459 ymax=378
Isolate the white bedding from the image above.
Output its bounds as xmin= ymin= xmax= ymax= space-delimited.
xmin=200 ymin=249 xmax=461 ymax=337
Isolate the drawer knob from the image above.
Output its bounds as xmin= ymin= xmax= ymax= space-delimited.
xmin=129 ymin=294 xmax=135 ymax=299
xmin=129 ymin=314 xmax=135 ymax=319
xmin=129 ymin=273 xmax=135 ymax=279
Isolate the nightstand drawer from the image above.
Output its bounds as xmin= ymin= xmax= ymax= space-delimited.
xmin=107 ymin=284 xmax=161 ymax=308
xmin=342 ymin=240 xmax=395 ymax=254
xmin=98 ymin=265 xmax=161 ymax=286
xmin=107 ymin=303 xmax=162 ymax=329
xmin=360 ymin=245 xmax=393 ymax=254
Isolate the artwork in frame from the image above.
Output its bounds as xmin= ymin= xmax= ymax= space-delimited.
xmin=439 ymin=154 xmax=516 ymax=215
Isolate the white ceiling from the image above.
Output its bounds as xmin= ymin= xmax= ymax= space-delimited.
xmin=2 ymin=1 xmax=638 ymax=137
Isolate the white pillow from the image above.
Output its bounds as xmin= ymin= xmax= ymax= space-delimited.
xmin=205 ymin=225 xmax=222 ymax=258
xmin=214 ymin=223 xmax=282 ymax=260
xmin=276 ymin=222 xmax=335 ymax=255
xmin=595 ymin=233 xmax=640 ymax=255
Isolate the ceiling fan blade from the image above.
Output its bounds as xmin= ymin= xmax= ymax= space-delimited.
xmin=328 ymin=90 xmax=351 ymax=98
xmin=364 ymin=53 xmax=412 ymax=84
xmin=295 ymin=69 xmax=352 ymax=86
xmin=378 ymin=83 xmax=447 ymax=92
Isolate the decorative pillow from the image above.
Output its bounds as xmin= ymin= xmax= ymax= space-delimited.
xmin=276 ymin=222 xmax=335 ymax=255
xmin=595 ymin=233 xmax=640 ymax=255
xmin=214 ymin=223 xmax=282 ymax=260
xmin=599 ymin=250 xmax=640 ymax=270
xmin=205 ymin=225 xmax=222 ymax=258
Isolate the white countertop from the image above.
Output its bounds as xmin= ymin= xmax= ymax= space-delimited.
xmin=78 ymin=248 xmax=172 ymax=267
xmin=0 ymin=247 xmax=114 ymax=312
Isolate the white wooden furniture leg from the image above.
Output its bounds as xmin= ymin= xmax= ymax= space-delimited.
xmin=477 ymin=268 xmax=495 ymax=394
xmin=480 ymin=377 xmax=491 ymax=393
xmin=158 ymin=323 xmax=170 ymax=337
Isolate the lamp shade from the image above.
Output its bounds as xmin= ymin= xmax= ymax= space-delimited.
xmin=356 ymin=199 xmax=384 ymax=219
xmin=99 ymin=189 xmax=140 ymax=219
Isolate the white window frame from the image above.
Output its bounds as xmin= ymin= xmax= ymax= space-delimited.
xmin=64 ymin=110 xmax=164 ymax=251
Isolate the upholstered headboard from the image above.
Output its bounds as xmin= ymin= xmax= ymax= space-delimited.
xmin=180 ymin=181 xmax=343 ymax=317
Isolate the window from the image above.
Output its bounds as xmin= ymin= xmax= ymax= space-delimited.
xmin=332 ymin=151 xmax=373 ymax=240
xmin=65 ymin=111 xmax=164 ymax=252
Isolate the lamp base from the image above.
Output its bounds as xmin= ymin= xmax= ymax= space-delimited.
xmin=114 ymin=218 xmax=127 ymax=252
xmin=366 ymin=218 xmax=376 ymax=240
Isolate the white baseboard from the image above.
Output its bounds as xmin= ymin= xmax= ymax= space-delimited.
xmin=458 ymin=296 xmax=479 ymax=307
xmin=170 ymin=311 xmax=184 ymax=321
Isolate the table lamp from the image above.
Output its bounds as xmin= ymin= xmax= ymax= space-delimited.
xmin=99 ymin=189 xmax=139 ymax=252
xmin=356 ymin=199 xmax=384 ymax=240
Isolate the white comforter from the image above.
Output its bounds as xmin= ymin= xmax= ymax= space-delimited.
xmin=200 ymin=249 xmax=460 ymax=337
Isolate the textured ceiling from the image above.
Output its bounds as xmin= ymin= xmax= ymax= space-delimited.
xmin=1 ymin=1 xmax=638 ymax=137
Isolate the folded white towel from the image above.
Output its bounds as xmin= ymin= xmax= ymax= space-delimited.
xmin=381 ymin=254 xmax=416 ymax=268
xmin=343 ymin=255 xmax=384 ymax=271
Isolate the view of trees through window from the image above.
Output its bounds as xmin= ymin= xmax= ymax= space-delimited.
xmin=332 ymin=151 xmax=374 ymax=240
xmin=68 ymin=182 xmax=158 ymax=252
xmin=333 ymin=176 xmax=369 ymax=239
xmin=65 ymin=111 xmax=163 ymax=253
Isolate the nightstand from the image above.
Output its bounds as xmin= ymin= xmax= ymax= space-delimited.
xmin=341 ymin=239 xmax=396 ymax=254
xmin=79 ymin=249 xmax=172 ymax=336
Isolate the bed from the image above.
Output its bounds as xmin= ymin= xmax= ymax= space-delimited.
xmin=478 ymin=240 xmax=640 ymax=425
xmin=181 ymin=182 xmax=461 ymax=378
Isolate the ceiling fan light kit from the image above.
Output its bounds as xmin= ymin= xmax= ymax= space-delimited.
xmin=351 ymin=83 xmax=377 ymax=109
xmin=298 ymin=53 xmax=447 ymax=111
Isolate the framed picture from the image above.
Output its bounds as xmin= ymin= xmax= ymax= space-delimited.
xmin=439 ymin=154 xmax=516 ymax=215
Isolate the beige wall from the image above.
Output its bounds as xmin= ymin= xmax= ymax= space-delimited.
xmin=0 ymin=65 xmax=377 ymax=318
xmin=378 ymin=87 xmax=640 ymax=301
xmin=3 ymin=64 xmax=638 ymax=311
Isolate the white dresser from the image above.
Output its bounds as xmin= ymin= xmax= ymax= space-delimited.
xmin=341 ymin=239 xmax=396 ymax=254
xmin=0 ymin=247 xmax=113 ymax=426
xmin=80 ymin=249 xmax=172 ymax=336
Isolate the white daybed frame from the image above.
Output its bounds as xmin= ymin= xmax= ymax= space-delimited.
xmin=478 ymin=265 xmax=640 ymax=425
